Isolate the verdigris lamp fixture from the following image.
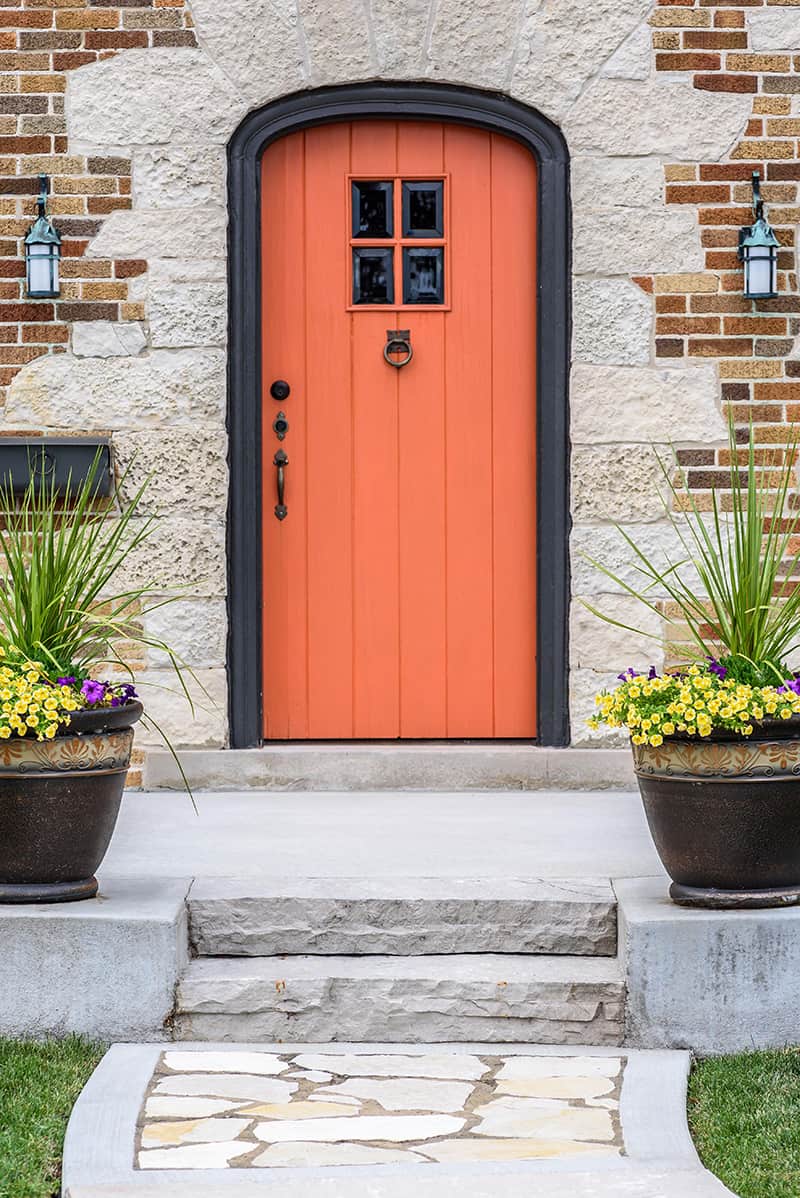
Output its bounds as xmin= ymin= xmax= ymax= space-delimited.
xmin=25 ymin=174 xmax=61 ymax=299
xmin=738 ymin=170 xmax=779 ymax=301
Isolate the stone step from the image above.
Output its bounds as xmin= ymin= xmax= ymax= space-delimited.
xmin=174 ymin=955 xmax=624 ymax=1045
xmin=188 ymin=876 xmax=618 ymax=957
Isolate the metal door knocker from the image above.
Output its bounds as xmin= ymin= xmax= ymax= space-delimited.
xmin=384 ymin=329 xmax=413 ymax=369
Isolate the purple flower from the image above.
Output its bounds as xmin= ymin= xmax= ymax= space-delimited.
xmin=110 ymin=682 xmax=137 ymax=708
xmin=707 ymin=657 xmax=727 ymax=680
xmin=81 ymin=678 xmax=106 ymax=705
xmin=778 ymin=678 xmax=800 ymax=696
xmin=617 ymin=668 xmax=639 ymax=682
xmin=57 ymin=675 xmax=76 ymax=687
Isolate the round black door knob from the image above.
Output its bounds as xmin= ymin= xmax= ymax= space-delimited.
xmin=270 ymin=380 xmax=291 ymax=401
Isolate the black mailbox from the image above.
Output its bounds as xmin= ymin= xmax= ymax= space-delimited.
xmin=0 ymin=438 xmax=113 ymax=497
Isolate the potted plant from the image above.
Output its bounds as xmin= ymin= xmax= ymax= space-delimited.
xmin=0 ymin=456 xmax=190 ymax=904
xmin=586 ymin=419 xmax=800 ymax=909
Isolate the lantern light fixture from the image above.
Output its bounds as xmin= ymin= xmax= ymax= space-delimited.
xmin=738 ymin=170 xmax=780 ymax=301
xmin=24 ymin=175 xmax=61 ymax=300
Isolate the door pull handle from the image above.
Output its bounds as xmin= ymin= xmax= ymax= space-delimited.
xmin=274 ymin=450 xmax=288 ymax=521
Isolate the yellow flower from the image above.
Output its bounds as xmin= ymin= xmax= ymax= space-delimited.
xmin=631 ymin=733 xmax=646 ymax=745
xmin=44 ymin=724 xmax=58 ymax=739
xmin=649 ymin=734 xmax=663 ymax=747
xmin=0 ymin=726 xmax=10 ymax=739
xmin=781 ymin=708 xmax=792 ymax=720
xmin=628 ymin=686 xmax=640 ymax=698
xmin=662 ymin=722 xmax=675 ymax=735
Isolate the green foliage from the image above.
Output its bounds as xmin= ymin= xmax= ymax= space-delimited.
xmin=0 ymin=455 xmax=180 ymax=682
xmin=689 ymin=1049 xmax=800 ymax=1198
xmin=583 ymin=417 xmax=800 ymax=680
xmin=0 ymin=1036 xmax=104 ymax=1198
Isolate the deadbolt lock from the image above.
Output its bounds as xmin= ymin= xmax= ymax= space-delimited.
xmin=273 ymin=411 xmax=289 ymax=441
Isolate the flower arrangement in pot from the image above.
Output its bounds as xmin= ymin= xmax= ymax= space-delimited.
xmin=586 ymin=417 xmax=800 ymax=910
xmin=0 ymin=455 xmax=191 ymax=904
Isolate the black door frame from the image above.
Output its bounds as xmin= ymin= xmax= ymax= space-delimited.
xmin=227 ymin=83 xmax=571 ymax=748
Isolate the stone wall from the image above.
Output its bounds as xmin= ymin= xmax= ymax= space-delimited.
xmin=2 ymin=0 xmax=798 ymax=752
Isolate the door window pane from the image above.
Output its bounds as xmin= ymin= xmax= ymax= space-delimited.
xmin=403 ymin=247 xmax=444 ymax=305
xmin=402 ymin=181 xmax=444 ymax=237
xmin=352 ymin=181 xmax=393 ymax=238
xmin=353 ymin=247 xmax=394 ymax=304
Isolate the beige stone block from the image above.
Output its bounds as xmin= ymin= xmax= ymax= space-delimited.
xmin=473 ymin=1095 xmax=615 ymax=1141
xmin=5 ymin=350 xmax=225 ymax=430
xmin=139 ymin=1143 xmax=248 ymax=1168
xmin=86 ymin=208 xmax=226 ymax=261
xmin=254 ymin=1143 xmax=421 ymax=1166
xmin=574 ymin=207 xmax=702 ymax=275
xmin=113 ymin=428 xmax=228 ymax=517
xmin=565 ymin=76 xmax=750 ymax=159
xmin=72 ymin=321 xmax=147 ymax=359
xmin=573 ymin=279 xmax=652 ymax=366
xmin=143 ymin=599 xmax=227 ymax=671
xmin=572 ymin=445 xmax=667 ymax=524
xmin=601 ymin=22 xmax=651 ymax=81
xmin=372 ymin=0 xmax=432 ymax=77
xmin=118 ymin=518 xmax=226 ymax=597
xmin=570 ymin=595 xmax=665 ymax=673
xmin=664 ymin=165 xmax=696 ymax=182
xmin=189 ymin=0 xmax=306 ymax=106
xmin=496 ymin=1076 xmax=616 ymax=1099
xmin=570 ymin=668 xmax=629 ymax=748
xmin=749 ymin=8 xmax=800 ymax=51
xmin=134 ymin=145 xmax=226 ymax=209
xmin=134 ymin=666 xmax=228 ymax=748
xmin=245 ymin=1100 xmax=358 ymax=1119
xmin=300 ymin=0 xmax=375 ymax=84
xmin=424 ymin=1137 xmax=620 ymax=1162
xmin=141 ymin=1117 xmax=249 ymax=1147
xmin=427 ymin=0 xmax=526 ymax=90
xmin=149 ymin=282 xmax=227 ymax=349
xmin=512 ymin=0 xmax=651 ymax=123
xmin=66 ymin=49 xmax=247 ymax=148
xmin=655 ymin=273 xmax=718 ymax=294
xmin=571 ymin=519 xmax=703 ymax=598
xmin=571 ymin=157 xmax=664 ymax=211
xmin=570 ymin=364 xmax=725 ymax=447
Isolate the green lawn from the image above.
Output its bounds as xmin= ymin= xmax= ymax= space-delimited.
xmin=0 ymin=1037 xmax=104 ymax=1198
xmin=689 ymin=1049 xmax=800 ymax=1198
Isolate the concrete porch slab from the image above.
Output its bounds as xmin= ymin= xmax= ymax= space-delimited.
xmin=143 ymin=746 xmax=637 ymax=792
xmin=62 ymin=1043 xmax=736 ymax=1197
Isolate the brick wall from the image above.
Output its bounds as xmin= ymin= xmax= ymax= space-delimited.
xmin=642 ymin=1 xmax=800 ymax=506
xmin=0 ymin=0 xmax=195 ymax=412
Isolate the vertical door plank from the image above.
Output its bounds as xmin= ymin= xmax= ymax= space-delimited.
xmin=396 ymin=122 xmax=448 ymax=737
xmin=350 ymin=122 xmax=401 ymax=736
xmin=443 ymin=124 xmax=495 ymax=736
xmin=303 ymin=123 xmax=355 ymax=736
xmin=261 ymin=132 xmax=308 ymax=738
xmin=490 ymin=134 xmax=537 ymax=736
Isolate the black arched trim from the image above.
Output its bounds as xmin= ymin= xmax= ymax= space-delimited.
xmin=227 ymin=83 xmax=571 ymax=747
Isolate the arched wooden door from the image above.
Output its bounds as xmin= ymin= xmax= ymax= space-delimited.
xmin=260 ymin=119 xmax=537 ymax=740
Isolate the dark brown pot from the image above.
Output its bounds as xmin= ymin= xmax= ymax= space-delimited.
xmin=0 ymin=700 xmax=142 ymax=904
xmin=633 ymin=726 xmax=800 ymax=909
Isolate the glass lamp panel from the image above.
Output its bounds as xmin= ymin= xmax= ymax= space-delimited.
xmin=26 ymin=244 xmax=57 ymax=297
xmin=352 ymin=247 xmax=394 ymax=304
xmin=403 ymin=247 xmax=444 ymax=304
xmin=745 ymin=246 xmax=774 ymax=298
xmin=351 ymin=181 xmax=393 ymax=239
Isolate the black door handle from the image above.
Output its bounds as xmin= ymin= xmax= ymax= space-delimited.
xmin=274 ymin=450 xmax=288 ymax=520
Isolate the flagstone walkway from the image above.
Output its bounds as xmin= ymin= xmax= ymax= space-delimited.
xmin=62 ymin=1043 xmax=737 ymax=1196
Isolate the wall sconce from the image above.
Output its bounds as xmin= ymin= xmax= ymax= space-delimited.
xmin=738 ymin=171 xmax=779 ymax=301
xmin=24 ymin=175 xmax=61 ymax=299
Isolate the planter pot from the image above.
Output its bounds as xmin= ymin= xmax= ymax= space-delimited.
xmin=633 ymin=724 xmax=800 ymax=909
xmin=0 ymin=700 xmax=143 ymax=904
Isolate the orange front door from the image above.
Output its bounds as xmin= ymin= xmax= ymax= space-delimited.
xmin=261 ymin=120 xmax=537 ymax=740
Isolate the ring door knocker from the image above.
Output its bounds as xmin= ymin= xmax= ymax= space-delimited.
xmin=384 ymin=328 xmax=413 ymax=369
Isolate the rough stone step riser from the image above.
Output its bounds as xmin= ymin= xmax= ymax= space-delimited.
xmin=189 ymin=898 xmax=618 ymax=958
xmin=173 ymin=1013 xmax=623 ymax=1046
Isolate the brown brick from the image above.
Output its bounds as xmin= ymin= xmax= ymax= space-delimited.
xmin=152 ymin=29 xmax=195 ymax=45
xmin=656 ymin=338 xmax=685 ymax=357
xmin=715 ymin=10 xmax=745 ymax=27
xmin=656 ymin=295 xmax=686 ymax=313
xmin=755 ymin=96 xmax=792 ymax=115
xmin=114 ymin=258 xmax=146 ymax=278
xmin=53 ymin=51 xmax=97 ymax=69
xmin=55 ymin=217 xmax=102 ymax=237
xmin=697 ymin=205 xmax=753 ymax=224
xmin=656 ymin=272 xmax=719 ymax=293
xmin=705 ymin=251 xmax=744 ymax=270
xmin=657 ymin=51 xmax=721 ymax=70
xmin=0 ymin=345 xmax=49 ymax=365
xmin=689 ymin=337 xmax=753 ymax=356
xmin=666 ymin=183 xmax=730 ymax=203
xmin=695 ymin=73 xmax=757 ymax=93
xmin=745 ymin=119 xmax=764 ymax=138
xmin=756 ymin=338 xmax=794 ymax=356
xmin=123 ymin=7 xmax=181 ymax=25
xmin=664 ymin=164 xmax=696 ymax=182
xmin=87 ymin=195 xmax=132 ymax=214
xmin=20 ymin=30 xmax=80 ymax=49
xmin=786 ymin=361 xmax=800 ymax=378
xmin=684 ymin=30 xmax=747 ymax=48
xmin=84 ymin=29 xmax=146 ymax=47
xmin=56 ymin=301 xmax=118 ymax=321
xmin=755 ymin=383 xmax=800 ymax=402
xmin=0 ymin=327 xmax=17 ymax=344
xmin=56 ymin=9 xmax=119 ymax=27
xmin=0 ymin=302 xmax=53 ymax=321
xmin=87 ymin=155 xmax=131 ymax=175
xmin=733 ymin=181 xmax=796 ymax=202
xmin=0 ymin=176 xmax=44 ymax=195
xmin=54 ymin=175 xmax=116 ymax=195
xmin=0 ymin=12 xmax=53 ymax=27
xmin=653 ymin=30 xmax=681 ymax=49
xmin=721 ymin=383 xmax=750 ymax=403
xmin=650 ymin=9 xmax=711 ymax=25
xmin=724 ymin=317 xmax=788 ymax=335
xmin=768 ymin=163 xmax=800 ymax=180
xmin=22 ymin=322 xmax=68 ymax=343
xmin=701 ymin=228 xmax=742 ymax=248
xmin=677 ymin=449 xmax=716 ymax=466
xmin=20 ymin=115 xmax=67 ymax=135
xmin=121 ymin=301 xmax=145 ymax=320
xmin=19 ymin=74 xmax=67 ymax=94
xmin=80 ymin=281 xmax=127 ymax=300
xmin=60 ymin=258 xmax=112 ymax=278
xmin=728 ymin=53 xmax=792 ymax=71
xmin=0 ymin=96 xmax=49 ymax=114
xmin=732 ymin=139 xmax=795 ymax=159
xmin=0 ymin=136 xmax=50 ymax=154
xmin=0 ymin=260 xmax=24 ymax=279
xmin=656 ymin=316 xmax=720 ymax=334
xmin=763 ymin=76 xmax=800 ymax=94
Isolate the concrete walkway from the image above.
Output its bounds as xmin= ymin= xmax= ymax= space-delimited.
xmin=102 ymin=790 xmax=665 ymax=880
xmin=62 ymin=1043 xmax=736 ymax=1197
